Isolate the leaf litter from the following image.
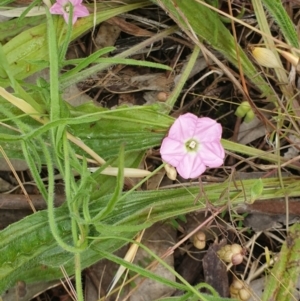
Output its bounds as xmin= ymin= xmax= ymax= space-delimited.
xmin=1 ymin=1 xmax=300 ymax=301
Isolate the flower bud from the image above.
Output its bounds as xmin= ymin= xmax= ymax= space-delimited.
xmin=217 ymin=244 xmax=232 ymax=262
xmin=235 ymin=101 xmax=251 ymax=118
xmin=217 ymin=243 xmax=244 ymax=265
xmin=244 ymin=109 xmax=255 ymax=123
xmin=193 ymin=231 xmax=206 ymax=250
xmin=232 ymin=253 xmax=244 ymax=265
xmin=230 ymin=279 xmax=251 ymax=301
xmin=278 ymin=50 xmax=299 ymax=66
xmin=164 ymin=163 xmax=177 ymax=180
xmin=279 ymin=50 xmax=300 ymax=74
xmin=252 ymin=47 xmax=281 ymax=68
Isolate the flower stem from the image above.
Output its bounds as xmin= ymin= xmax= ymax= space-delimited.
xmin=75 ymin=252 xmax=84 ymax=301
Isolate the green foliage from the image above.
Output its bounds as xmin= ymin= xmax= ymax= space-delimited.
xmin=0 ymin=1 xmax=150 ymax=88
xmin=0 ymin=15 xmax=45 ymax=42
xmin=0 ymin=101 xmax=172 ymax=162
xmin=157 ymin=294 xmax=237 ymax=301
xmin=261 ymin=223 xmax=300 ymax=301
xmin=249 ymin=178 xmax=264 ymax=204
xmin=1 ymin=0 xmax=300 ymax=298
xmin=150 ymin=0 xmax=275 ymax=100
xmin=0 ymin=176 xmax=299 ymax=294
xmin=262 ymin=0 xmax=299 ymax=48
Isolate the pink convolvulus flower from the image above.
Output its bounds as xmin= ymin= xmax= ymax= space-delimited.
xmin=160 ymin=113 xmax=225 ymax=179
xmin=50 ymin=0 xmax=89 ymax=25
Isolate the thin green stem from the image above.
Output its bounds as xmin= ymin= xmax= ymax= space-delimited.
xmin=43 ymin=137 xmax=83 ymax=253
xmin=74 ymin=252 xmax=84 ymax=301
xmin=21 ymin=139 xmax=48 ymax=200
xmin=62 ymin=132 xmax=78 ymax=245
xmin=166 ymin=45 xmax=200 ymax=111
xmin=59 ymin=4 xmax=73 ymax=62
xmin=98 ymin=238 xmax=213 ymax=301
xmin=46 ymin=7 xmax=61 ymax=121
xmin=120 ymin=163 xmax=166 ymax=201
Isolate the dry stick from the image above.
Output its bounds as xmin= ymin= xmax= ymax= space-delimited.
xmin=227 ymin=0 xmax=250 ymax=98
xmin=0 ymin=194 xmax=65 ymax=210
xmin=66 ymin=132 xmax=105 ymax=165
xmin=0 ymin=146 xmax=36 ymax=212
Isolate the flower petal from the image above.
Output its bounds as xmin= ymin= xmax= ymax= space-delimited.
xmin=71 ymin=15 xmax=78 ymax=24
xmin=70 ymin=0 xmax=82 ymax=5
xmin=160 ymin=113 xmax=225 ymax=179
xmin=56 ymin=0 xmax=68 ymax=5
xmin=193 ymin=117 xmax=222 ymax=142
xmin=74 ymin=5 xmax=89 ymax=17
xmin=50 ymin=0 xmax=89 ymax=24
xmin=167 ymin=113 xmax=199 ymax=141
xmin=199 ymin=142 xmax=225 ymax=167
xmin=176 ymin=153 xmax=206 ymax=179
xmin=62 ymin=12 xmax=71 ymax=23
xmin=160 ymin=137 xmax=186 ymax=167
xmin=49 ymin=2 xmax=65 ymax=14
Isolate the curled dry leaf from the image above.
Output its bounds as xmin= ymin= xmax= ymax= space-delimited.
xmin=203 ymin=240 xmax=229 ymax=297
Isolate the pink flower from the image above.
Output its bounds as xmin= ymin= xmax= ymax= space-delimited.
xmin=50 ymin=0 xmax=89 ymax=25
xmin=160 ymin=113 xmax=225 ymax=179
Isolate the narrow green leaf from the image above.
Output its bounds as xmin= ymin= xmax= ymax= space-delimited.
xmin=92 ymin=145 xmax=125 ymax=221
xmin=0 ymin=15 xmax=44 ymax=42
xmin=46 ymin=6 xmax=61 ymax=122
xmin=261 ymin=223 xmax=300 ymax=301
xmin=1 ymin=1 xmax=150 ymax=88
xmin=248 ymin=178 xmax=264 ymax=204
xmin=97 ymin=248 xmax=186 ymax=291
xmin=61 ymin=56 xmax=172 ymax=84
xmin=0 ymin=176 xmax=299 ymax=294
xmin=151 ymin=0 xmax=275 ymax=99
xmin=262 ymin=0 xmax=299 ymax=48
xmin=62 ymin=46 xmax=115 ymax=77
xmin=60 ymin=26 xmax=176 ymax=89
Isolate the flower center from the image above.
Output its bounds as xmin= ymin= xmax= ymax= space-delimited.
xmin=189 ymin=140 xmax=197 ymax=149
xmin=64 ymin=2 xmax=71 ymax=13
xmin=185 ymin=139 xmax=199 ymax=152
